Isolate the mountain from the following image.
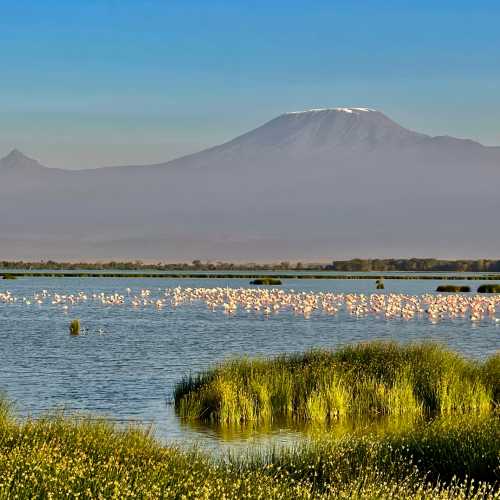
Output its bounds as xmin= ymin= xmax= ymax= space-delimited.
xmin=1 ymin=108 xmax=499 ymax=261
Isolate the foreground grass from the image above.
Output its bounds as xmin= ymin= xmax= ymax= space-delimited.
xmin=0 ymin=400 xmax=498 ymax=499
xmin=175 ymin=342 xmax=499 ymax=425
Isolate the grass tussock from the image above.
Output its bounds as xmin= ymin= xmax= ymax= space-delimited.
xmin=69 ymin=319 xmax=81 ymax=336
xmin=0 ymin=403 xmax=498 ymax=499
xmin=175 ymin=342 xmax=498 ymax=425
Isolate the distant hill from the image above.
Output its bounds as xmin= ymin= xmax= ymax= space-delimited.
xmin=1 ymin=108 xmax=499 ymax=260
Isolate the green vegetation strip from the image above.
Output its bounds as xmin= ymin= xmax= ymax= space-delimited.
xmin=2 ymin=271 xmax=500 ymax=280
xmin=175 ymin=342 xmax=499 ymax=425
xmin=0 ymin=399 xmax=499 ymax=498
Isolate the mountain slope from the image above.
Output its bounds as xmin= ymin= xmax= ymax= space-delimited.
xmin=1 ymin=108 xmax=499 ymax=260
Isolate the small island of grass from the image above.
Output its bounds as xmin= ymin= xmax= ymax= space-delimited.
xmin=175 ymin=342 xmax=498 ymax=425
xmin=436 ymin=285 xmax=471 ymax=292
xmin=477 ymin=284 xmax=500 ymax=293
xmin=250 ymin=277 xmax=282 ymax=285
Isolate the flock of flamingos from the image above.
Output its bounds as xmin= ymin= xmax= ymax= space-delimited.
xmin=1 ymin=285 xmax=500 ymax=324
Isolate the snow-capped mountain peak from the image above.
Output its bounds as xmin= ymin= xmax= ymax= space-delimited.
xmin=285 ymin=107 xmax=376 ymax=115
xmin=0 ymin=109 xmax=499 ymax=261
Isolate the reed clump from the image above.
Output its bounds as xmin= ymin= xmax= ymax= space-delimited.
xmin=175 ymin=342 xmax=498 ymax=425
xmin=69 ymin=319 xmax=80 ymax=336
xmin=0 ymin=397 xmax=498 ymax=498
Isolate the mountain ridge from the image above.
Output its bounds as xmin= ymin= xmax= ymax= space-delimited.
xmin=1 ymin=108 xmax=499 ymax=261
xmin=1 ymin=108 xmax=497 ymax=172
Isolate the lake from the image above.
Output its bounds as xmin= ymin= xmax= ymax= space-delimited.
xmin=1 ymin=276 xmax=499 ymax=451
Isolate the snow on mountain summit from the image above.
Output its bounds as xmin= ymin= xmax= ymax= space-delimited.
xmin=1 ymin=109 xmax=499 ymax=261
xmin=286 ymin=107 xmax=377 ymax=115
xmin=210 ymin=106 xmax=428 ymax=154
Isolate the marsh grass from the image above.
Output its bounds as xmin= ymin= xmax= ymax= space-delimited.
xmin=0 ymin=396 xmax=11 ymax=423
xmin=237 ymin=415 xmax=500 ymax=488
xmin=175 ymin=342 xmax=497 ymax=425
xmin=0 ymin=402 xmax=498 ymax=499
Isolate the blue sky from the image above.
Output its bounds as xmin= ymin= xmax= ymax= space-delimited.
xmin=1 ymin=0 xmax=499 ymax=168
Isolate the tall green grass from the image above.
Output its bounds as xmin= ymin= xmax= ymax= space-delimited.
xmin=175 ymin=342 xmax=498 ymax=425
xmin=0 ymin=402 xmax=498 ymax=498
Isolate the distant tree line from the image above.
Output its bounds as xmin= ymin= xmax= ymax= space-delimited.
xmin=1 ymin=258 xmax=500 ymax=272
xmin=327 ymin=259 xmax=500 ymax=272
xmin=0 ymin=260 xmax=301 ymax=271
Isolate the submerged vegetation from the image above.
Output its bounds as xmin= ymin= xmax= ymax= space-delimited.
xmin=436 ymin=285 xmax=471 ymax=292
xmin=175 ymin=342 xmax=498 ymax=425
xmin=0 ymin=397 xmax=498 ymax=498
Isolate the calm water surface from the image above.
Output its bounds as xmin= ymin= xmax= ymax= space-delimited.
xmin=1 ymin=276 xmax=499 ymax=450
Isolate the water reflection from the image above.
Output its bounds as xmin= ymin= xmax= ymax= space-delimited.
xmin=178 ymin=413 xmax=425 ymax=447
